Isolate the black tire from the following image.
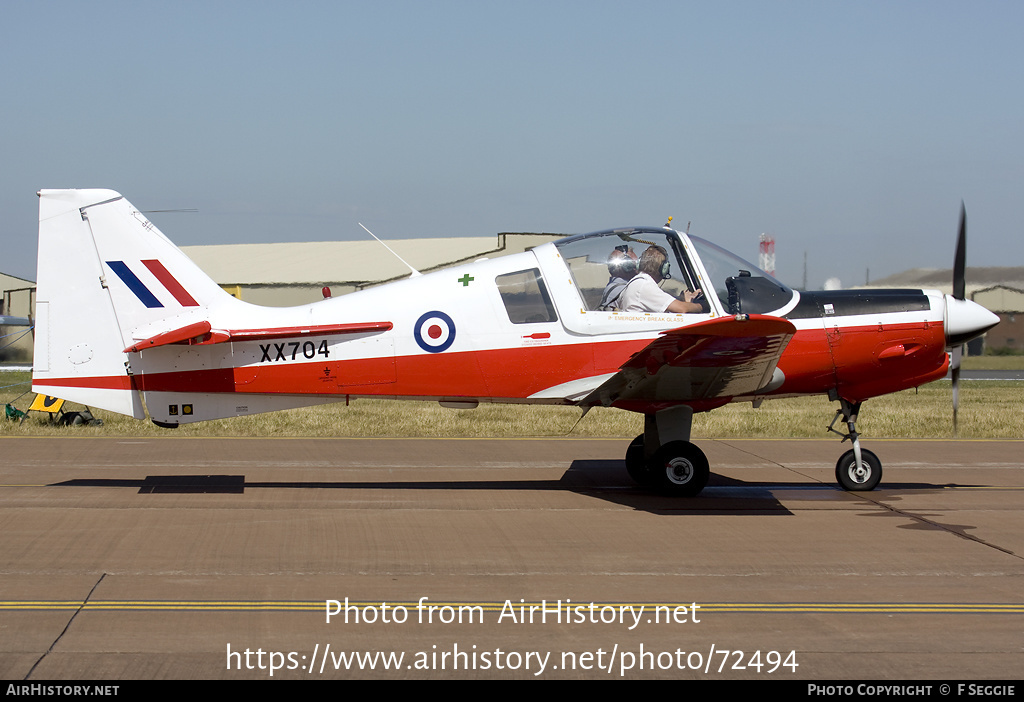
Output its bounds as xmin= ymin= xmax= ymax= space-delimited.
xmin=651 ymin=441 xmax=710 ymax=497
xmin=625 ymin=434 xmax=655 ymax=487
xmin=835 ymin=448 xmax=882 ymax=491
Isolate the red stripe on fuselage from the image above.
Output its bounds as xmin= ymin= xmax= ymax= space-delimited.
xmin=34 ymin=375 xmax=134 ymax=391
xmin=129 ymin=337 xmax=632 ymax=398
xmin=36 ymin=320 xmax=948 ymax=407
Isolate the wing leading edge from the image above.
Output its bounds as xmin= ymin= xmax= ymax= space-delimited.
xmin=580 ymin=314 xmax=796 ymax=409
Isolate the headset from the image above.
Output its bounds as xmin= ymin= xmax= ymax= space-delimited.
xmin=609 ymin=245 xmax=638 ymax=278
xmin=642 ymin=245 xmax=672 ymax=280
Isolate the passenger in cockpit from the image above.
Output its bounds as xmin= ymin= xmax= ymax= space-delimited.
xmin=597 ymin=245 xmax=638 ymax=310
xmin=619 ymin=245 xmax=703 ymax=314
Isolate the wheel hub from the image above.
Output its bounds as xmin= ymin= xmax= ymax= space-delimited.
xmin=665 ymin=457 xmax=694 ymax=485
xmin=847 ymin=461 xmax=870 ymax=484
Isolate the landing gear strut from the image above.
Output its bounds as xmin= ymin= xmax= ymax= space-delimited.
xmin=625 ymin=406 xmax=710 ymax=497
xmin=827 ymin=399 xmax=882 ymax=491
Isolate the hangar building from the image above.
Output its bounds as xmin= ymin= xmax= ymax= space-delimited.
xmin=178 ymin=232 xmax=561 ymax=306
xmin=0 ymin=233 xmax=560 ymax=364
xmin=0 ymin=271 xmax=34 ymax=363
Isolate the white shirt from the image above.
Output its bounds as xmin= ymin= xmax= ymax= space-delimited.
xmin=618 ymin=273 xmax=677 ymax=313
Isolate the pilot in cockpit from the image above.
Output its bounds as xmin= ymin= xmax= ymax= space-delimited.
xmin=618 ymin=245 xmax=703 ymax=314
xmin=597 ymin=245 xmax=638 ymax=311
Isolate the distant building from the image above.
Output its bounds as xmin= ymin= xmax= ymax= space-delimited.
xmin=1 ymin=232 xmax=563 ymax=364
xmin=179 ymin=232 xmax=561 ymax=306
xmin=0 ymin=271 xmax=35 ymax=362
xmin=972 ymin=285 xmax=1024 ymax=353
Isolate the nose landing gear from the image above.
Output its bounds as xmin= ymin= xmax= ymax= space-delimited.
xmin=624 ymin=399 xmax=884 ymax=496
xmin=827 ymin=399 xmax=882 ymax=491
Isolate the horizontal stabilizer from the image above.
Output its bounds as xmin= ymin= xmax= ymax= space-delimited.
xmin=124 ymin=321 xmax=214 ymax=352
xmin=125 ymin=321 xmax=394 ymax=353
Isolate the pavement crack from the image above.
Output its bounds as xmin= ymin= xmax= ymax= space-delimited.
xmin=24 ymin=573 xmax=108 ymax=680
xmin=715 ymin=440 xmax=1020 ymax=561
xmin=714 ymin=439 xmax=824 ymax=483
xmin=852 ymin=493 xmax=1021 ymax=560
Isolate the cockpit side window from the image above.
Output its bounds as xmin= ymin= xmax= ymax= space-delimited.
xmin=554 ymin=230 xmax=700 ymax=312
xmin=496 ymin=268 xmax=558 ymax=324
xmin=553 ymin=239 xmax=615 ymax=310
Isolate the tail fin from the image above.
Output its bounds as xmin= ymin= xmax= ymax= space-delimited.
xmin=32 ymin=189 xmax=230 ymax=417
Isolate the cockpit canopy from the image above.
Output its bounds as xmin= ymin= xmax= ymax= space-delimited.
xmin=553 ymin=227 xmax=795 ymax=315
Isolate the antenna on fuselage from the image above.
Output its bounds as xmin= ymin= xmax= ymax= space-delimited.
xmin=358 ymin=223 xmax=422 ymax=277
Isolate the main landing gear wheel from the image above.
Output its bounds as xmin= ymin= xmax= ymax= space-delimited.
xmin=625 ymin=434 xmax=655 ymax=487
xmin=652 ymin=441 xmax=709 ymax=497
xmin=835 ymin=448 xmax=882 ymax=491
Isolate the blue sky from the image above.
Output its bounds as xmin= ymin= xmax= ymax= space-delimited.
xmin=2 ymin=1 xmax=1022 ymax=287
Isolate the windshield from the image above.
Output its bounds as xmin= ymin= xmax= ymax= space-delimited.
xmin=688 ymin=235 xmax=795 ymax=314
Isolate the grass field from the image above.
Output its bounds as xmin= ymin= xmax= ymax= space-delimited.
xmin=2 ymin=370 xmax=1020 ymax=440
xmin=962 ymin=355 xmax=1024 ymax=370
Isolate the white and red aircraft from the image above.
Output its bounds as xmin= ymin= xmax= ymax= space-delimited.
xmin=31 ymin=189 xmax=999 ymax=496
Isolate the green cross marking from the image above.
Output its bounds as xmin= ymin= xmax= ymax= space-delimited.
xmin=458 ymin=274 xmax=474 ymax=287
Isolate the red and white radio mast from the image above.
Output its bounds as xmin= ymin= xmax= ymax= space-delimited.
xmin=759 ymin=233 xmax=775 ymax=277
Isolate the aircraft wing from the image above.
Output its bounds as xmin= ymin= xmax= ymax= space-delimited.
xmin=580 ymin=314 xmax=796 ymax=407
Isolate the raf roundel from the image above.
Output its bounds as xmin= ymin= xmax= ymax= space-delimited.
xmin=414 ymin=311 xmax=456 ymax=353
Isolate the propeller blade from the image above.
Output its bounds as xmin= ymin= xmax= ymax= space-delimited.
xmin=951 ymin=203 xmax=967 ymax=435
xmin=953 ymin=203 xmax=966 ymax=300
xmin=951 ymin=345 xmax=962 ymax=436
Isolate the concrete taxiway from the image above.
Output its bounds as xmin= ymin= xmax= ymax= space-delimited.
xmin=1 ymin=436 xmax=1022 ymax=680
